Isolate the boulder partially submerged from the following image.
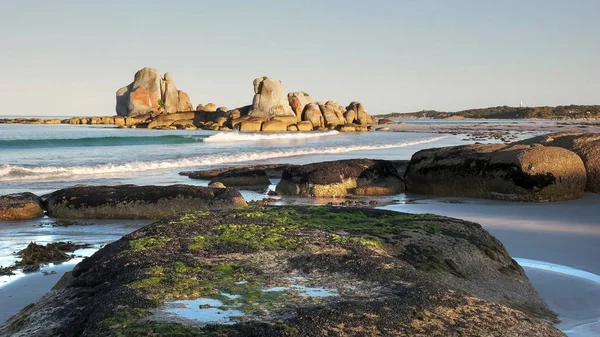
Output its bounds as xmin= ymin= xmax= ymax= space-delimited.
xmin=181 ymin=164 xmax=297 ymax=180
xmin=46 ymin=184 xmax=247 ymax=219
xmin=276 ymin=159 xmax=405 ymax=197
xmin=209 ymin=169 xmax=271 ymax=187
xmin=517 ymin=132 xmax=600 ymax=193
xmin=0 ymin=206 xmax=561 ymax=337
xmin=405 ymin=144 xmax=587 ymax=202
xmin=16 ymin=242 xmax=89 ymax=273
xmin=0 ymin=192 xmax=44 ymax=221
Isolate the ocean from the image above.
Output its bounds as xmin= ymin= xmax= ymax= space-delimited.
xmin=0 ymin=123 xmax=458 ymax=195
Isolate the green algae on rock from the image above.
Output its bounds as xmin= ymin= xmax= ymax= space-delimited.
xmin=1 ymin=206 xmax=564 ymax=337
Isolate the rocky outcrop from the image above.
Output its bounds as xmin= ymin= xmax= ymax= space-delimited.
xmin=176 ymin=90 xmax=192 ymax=112
xmin=1 ymin=206 xmax=561 ymax=337
xmin=0 ymin=192 xmax=44 ymax=221
xmin=378 ymin=118 xmax=395 ymax=125
xmin=209 ymin=169 xmax=271 ymax=187
xmin=15 ymin=242 xmax=89 ymax=273
xmin=288 ymin=92 xmax=312 ymax=121
xmin=517 ymin=132 xmax=600 ymax=193
xmin=347 ymin=101 xmax=376 ymax=125
xmin=302 ymin=103 xmax=324 ymax=128
xmin=115 ymin=68 xmax=193 ymax=117
xmin=319 ymin=101 xmax=346 ymax=126
xmin=276 ymin=159 xmax=404 ymax=197
xmin=46 ymin=184 xmax=247 ymax=219
xmin=261 ymin=120 xmax=287 ymax=132
xmin=248 ymin=77 xmax=296 ymax=119
xmin=405 ymin=144 xmax=587 ymax=202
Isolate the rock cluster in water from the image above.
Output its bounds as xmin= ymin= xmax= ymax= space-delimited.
xmin=0 ymin=206 xmax=563 ymax=336
xmin=0 ymin=69 xmax=379 ymax=132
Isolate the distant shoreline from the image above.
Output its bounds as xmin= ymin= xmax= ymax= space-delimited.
xmin=376 ymin=104 xmax=600 ymax=120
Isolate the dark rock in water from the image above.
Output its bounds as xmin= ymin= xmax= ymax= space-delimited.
xmin=517 ymin=132 xmax=600 ymax=193
xmin=46 ymin=184 xmax=247 ymax=219
xmin=0 ymin=206 xmax=562 ymax=336
xmin=404 ymin=144 xmax=587 ymax=202
xmin=15 ymin=242 xmax=89 ymax=273
xmin=276 ymin=159 xmax=404 ymax=197
xmin=181 ymin=164 xmax=296 ymax=180
xmin=0 ymin=192 xmax=44 ymax=221
xmin=210 ymin=169 xmax=271 ymax=187
xmin=0 ymin=266 xmax=15 ymax=276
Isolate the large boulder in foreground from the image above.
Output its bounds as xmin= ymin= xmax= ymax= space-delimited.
xmin=46 ymin=184 xmax=247 ymax=219
xmin=517 ymin=132 xmax=600 ymax=193
xmin=405 ymin=144 xmax=587 ymax=202
xmin=276 ymin=159 xmax=405 ymax=197
xmin=0 ymin=206 xmax=561 ymax=337
xmin=248 ymin=77 xmax=296 ymax=119
xmin=0 ymin=193 xmax=44 ymax=221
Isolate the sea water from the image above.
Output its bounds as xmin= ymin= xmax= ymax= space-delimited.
xmin=0 ymin=122 xmax=459 ymax=195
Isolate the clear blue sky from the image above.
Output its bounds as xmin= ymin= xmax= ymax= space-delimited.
xmin=1 ymin=0 xmax=599 ymax=116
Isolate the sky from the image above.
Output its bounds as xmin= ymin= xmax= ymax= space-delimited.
xmin=1 ymin=0 xmax=599 ymax=116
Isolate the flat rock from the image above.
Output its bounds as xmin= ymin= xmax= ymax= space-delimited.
xmin=181 ymin=164 xmax=297 ymax=180
xmin=405 ymin=144 xmax=587 ymax=202
xmin=0 ymin=192 xmax=44 ymax=221
xmin=0 ymin=206 xmax=562 ymax=337
xmin=45 ymin=184 xmax=247 ymax=219
xmin=210 ymin=169 xmax=271 ymax=187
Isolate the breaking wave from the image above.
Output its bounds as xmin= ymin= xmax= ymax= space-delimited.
xmin=0 ymin=135 xmax=207 ymax=149
xmin=204 ymin=131 xmax=340 ymax=143
xmin=0 ymin=136 xmax=445 ymax=182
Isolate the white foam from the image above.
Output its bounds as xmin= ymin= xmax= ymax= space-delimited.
xmin=204 ymin=130 xmax=340 ymax=143
xmin=515 ymin=258 xmax=600 ymax=284
xmin=0 ymin=136 xmax=445 ymax=182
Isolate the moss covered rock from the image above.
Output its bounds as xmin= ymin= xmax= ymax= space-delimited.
xmin=1 ymin=206 xmax=562 ymax=337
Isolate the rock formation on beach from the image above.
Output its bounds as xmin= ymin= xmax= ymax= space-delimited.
xmin=116 ymin=68 xmax=193 ymax=117
xmin=0 ymin=192 xmax=44 ymax=221
xmin=46 ymin=184 xmax=247 ymax=219
xmin=404 ymin=143 xmax=587 ymax=202
xmin=110 ymin=73 xmax=378 ymax=132
xmin=3 ymin=71 xmax=379 ymax=132
xmin=276 ymin=159 xmax=405 ymax=197
xmin=248 ymin=77 xmax=296 ymax=119
xmin=516 ymin=132 xmax=600 ymax=193
xmin=1 ymin=206 xmax=563 ymax=337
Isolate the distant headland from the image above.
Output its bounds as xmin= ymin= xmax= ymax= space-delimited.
xmin=376 ymin=105 xmax=600 ymax=120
